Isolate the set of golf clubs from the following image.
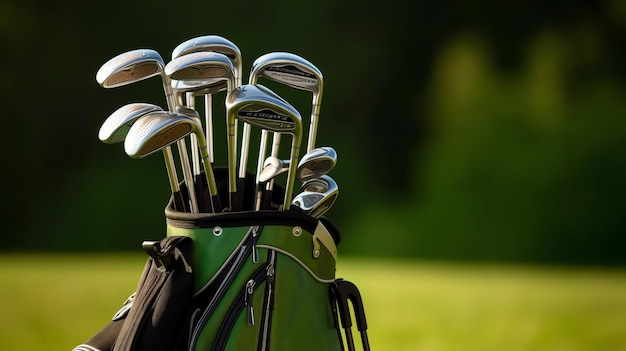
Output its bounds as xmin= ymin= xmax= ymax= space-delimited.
xmin=96 ymin=35 xmax=339 ymax=218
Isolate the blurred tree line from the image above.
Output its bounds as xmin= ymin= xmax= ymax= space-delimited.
xmin=1 ymin=0 xmax=624 ymax=265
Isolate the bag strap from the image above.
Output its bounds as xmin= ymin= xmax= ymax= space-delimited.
xmin=142 ymin=236 xmax=193 ymax=272
xmin=112 ymin=236 xmax=194 ymax=351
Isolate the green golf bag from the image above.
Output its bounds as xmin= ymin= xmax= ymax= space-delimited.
xmin=72 ymin=174 xmax=370 ymax=351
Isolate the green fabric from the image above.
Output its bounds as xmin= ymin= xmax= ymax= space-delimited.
xmin=256 ymin=224 xmax=336 ymax=281
xmin=166 ymin=225 xmax=254 ymax=291
xmin=167 ymin=221 xmax=341 ymax=350
xmin=268 ymin=254 xmax=342 ymax=351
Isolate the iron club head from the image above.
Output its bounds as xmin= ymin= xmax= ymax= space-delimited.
xmin=296 ymin=146 xmax=337 ymax=182
xmin=171 ymin=35 xmax=243 ymax=86
xmin=292 ymin=175 xmax=338 ymax=218
xmin=124 ymin=111 xmax=221 ymax=212
xmin=258 ymin=156 xmax=290 ymax=183
xmin=226 ymin=84 xmax=302 ymax=211
xmin=98 ymin=103 xmax=163 ymax=144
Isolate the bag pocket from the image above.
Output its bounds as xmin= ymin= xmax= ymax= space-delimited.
xmin=112 ymin=236 xmax=194 ymax=351
xmin=211 ymin=251 xmax=275 ymax=351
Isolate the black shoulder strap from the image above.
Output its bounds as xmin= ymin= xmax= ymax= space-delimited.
xmin=112 ymin=236 xmax=194 ymax=351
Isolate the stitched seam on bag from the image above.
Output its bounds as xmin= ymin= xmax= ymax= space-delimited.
xmin=255 ymin=245 xmax=335 ymax=284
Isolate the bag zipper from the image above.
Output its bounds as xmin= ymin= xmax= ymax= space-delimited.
xmin=211 ymin=263 xmax=269 ymax=350
xmin=188 ymin=229 xmax=257 ymax=349
xmin=245 ymin=279 xmax=257 ymax=326
xmin=258 ymin=250 xmax=277 ymax=351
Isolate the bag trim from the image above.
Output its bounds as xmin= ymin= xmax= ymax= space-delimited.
xmin=256 ymin=245 xmax=335 ymax=284
xmin=193 ymin=226 xmax=257 ymax=297
xmin=166 ymin=209 xmax=317 ymax=229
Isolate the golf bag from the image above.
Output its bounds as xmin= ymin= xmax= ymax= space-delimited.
xmin=72 ymin=174 xmax=370 ymax=351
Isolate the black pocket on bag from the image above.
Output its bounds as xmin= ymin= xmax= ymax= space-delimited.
xmin=112 ymin=236 xmax=194 ymax=351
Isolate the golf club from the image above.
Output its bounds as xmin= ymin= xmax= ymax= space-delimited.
xmin=174 ymin=106 xmax=213 ymax=212
xmin=247 ymin=52 xmax=323 ymax=210
xmin=300 ymin=176 xmax=331 ymax=193
xmin=96 ymin=49 xmax=197 ymax=212
xmin=172 ymin=35 xmax=243 ymax=86
xmin=258 ymin=156 xmax=290 ymax=183
xmin=296 ymin=146 xmax=337 ymax=182
xmin=165 ymin=51 xmax=236 ymax=209
xmin=226 ymin=84 xmax=302 ymax=211
xmin=171 ymin=78 xmax=227 ymax=165
xmin=97 ymin=102 xmax=188 ymax=211
xmin=172 ymin=35 xmax=243 ymax=166
xmin=291 ymin=175 xmax=338 ymax=218
xmin=258 ymin=146 xmax=336 ymax=183
xmin=98 ymin=103 xmax=163 ymax=144
xmin=124 ymin=111 xmax=222 ymax=213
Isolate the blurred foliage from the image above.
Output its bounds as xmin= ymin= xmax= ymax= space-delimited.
xmin=0 ymin=0 xmax=624 ymax=265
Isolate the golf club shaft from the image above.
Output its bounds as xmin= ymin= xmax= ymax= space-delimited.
xmin=185 ymin=92 xmax=201 ymax=176
xmin=205 ymin=94 xmax=214 ymax=163
xmin=164 ymin=146 xmax=188 ymax=212
xmin=197 ymin=135 xmax=221 ymax=213
xmin=262 ymin=132 xmax=282 ymax=210
xmin=254 ymin=130 xmax=269 ymax=211
xmin=165 ymin=83 xmax=199 ymax=213
xmin=307 ymin=105 xmax=320 ymax=152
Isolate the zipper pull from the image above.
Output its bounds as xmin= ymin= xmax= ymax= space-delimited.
xmin=265 ymin=262 xmax=275 ymax=310
xmin=245 ymin=280 xmax=256 ymax=326
xmin=251 ymin=226 xmax=260 ymax=264
xmin=266 ymin=264 xmax=275 ymax=281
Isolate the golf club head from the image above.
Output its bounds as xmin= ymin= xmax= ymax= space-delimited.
xmin=248 ymin=52 xmax=324 ymax=154
xmin=124 ymin=111 xmax=200 ymax=159
xmin=300 ymin=176 xmax=331 ymax=193
xmin=226 ymin=84 xmax=301 ymax=133
xmin=174 ymin=106 xmax=204 ymax=131
xmin=292 ymin=175 xmax=338 ymax=218
xmin=171 ymin=35 xmax=243 ymax=86
xmin=226 ymin=84 xmax=303 ymax=210
xmin=99 ymin=103 xmax=163 ymax=144
xmin=258 ymin=156 xmax=290 ymax=183
xmin=172 ymin=78 xmax=227 ymax=93
xmin=165 ymin=51 xmax=236 ymax=88
xmin=297 ymin=146 xmax=337 ymax=182
xmin=96 ymin=49 xmax=166 ymax=88
xmin=171 ymin=79 xmax=228 ymax=106
xmin=248 ymin=52 xmax=322 ymax=95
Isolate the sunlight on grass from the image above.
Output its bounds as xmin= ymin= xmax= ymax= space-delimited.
xmin=0 ymin=253 xmax=146 ymax=351
xmin=1 ymin=254 xmax=625 ymax=351
xmin=337 ymin=258 xmax=626 ymax=351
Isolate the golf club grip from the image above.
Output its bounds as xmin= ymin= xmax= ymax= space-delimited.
xmin=262 ymin=188 xmax=274 ymax=211
xmin=194 ymin=173 xmax=209 ymax=213
xmin=210 ymin=194 xmax=222 ymax=213
xmin=173 ymin=191 xmax=188 ymax=213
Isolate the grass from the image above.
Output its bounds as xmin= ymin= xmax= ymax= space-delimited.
xmin=338 ymin=259 xmax=626 ymax=351
xmin=1 ymin=253 xmax=625 ymax=350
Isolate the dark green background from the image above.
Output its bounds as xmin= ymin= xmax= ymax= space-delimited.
xmin=1 ymin=0 xmax=625 ymax=265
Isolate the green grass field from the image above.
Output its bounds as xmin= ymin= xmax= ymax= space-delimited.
xmin=1 ymin=253 xmax=625 ymax=350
